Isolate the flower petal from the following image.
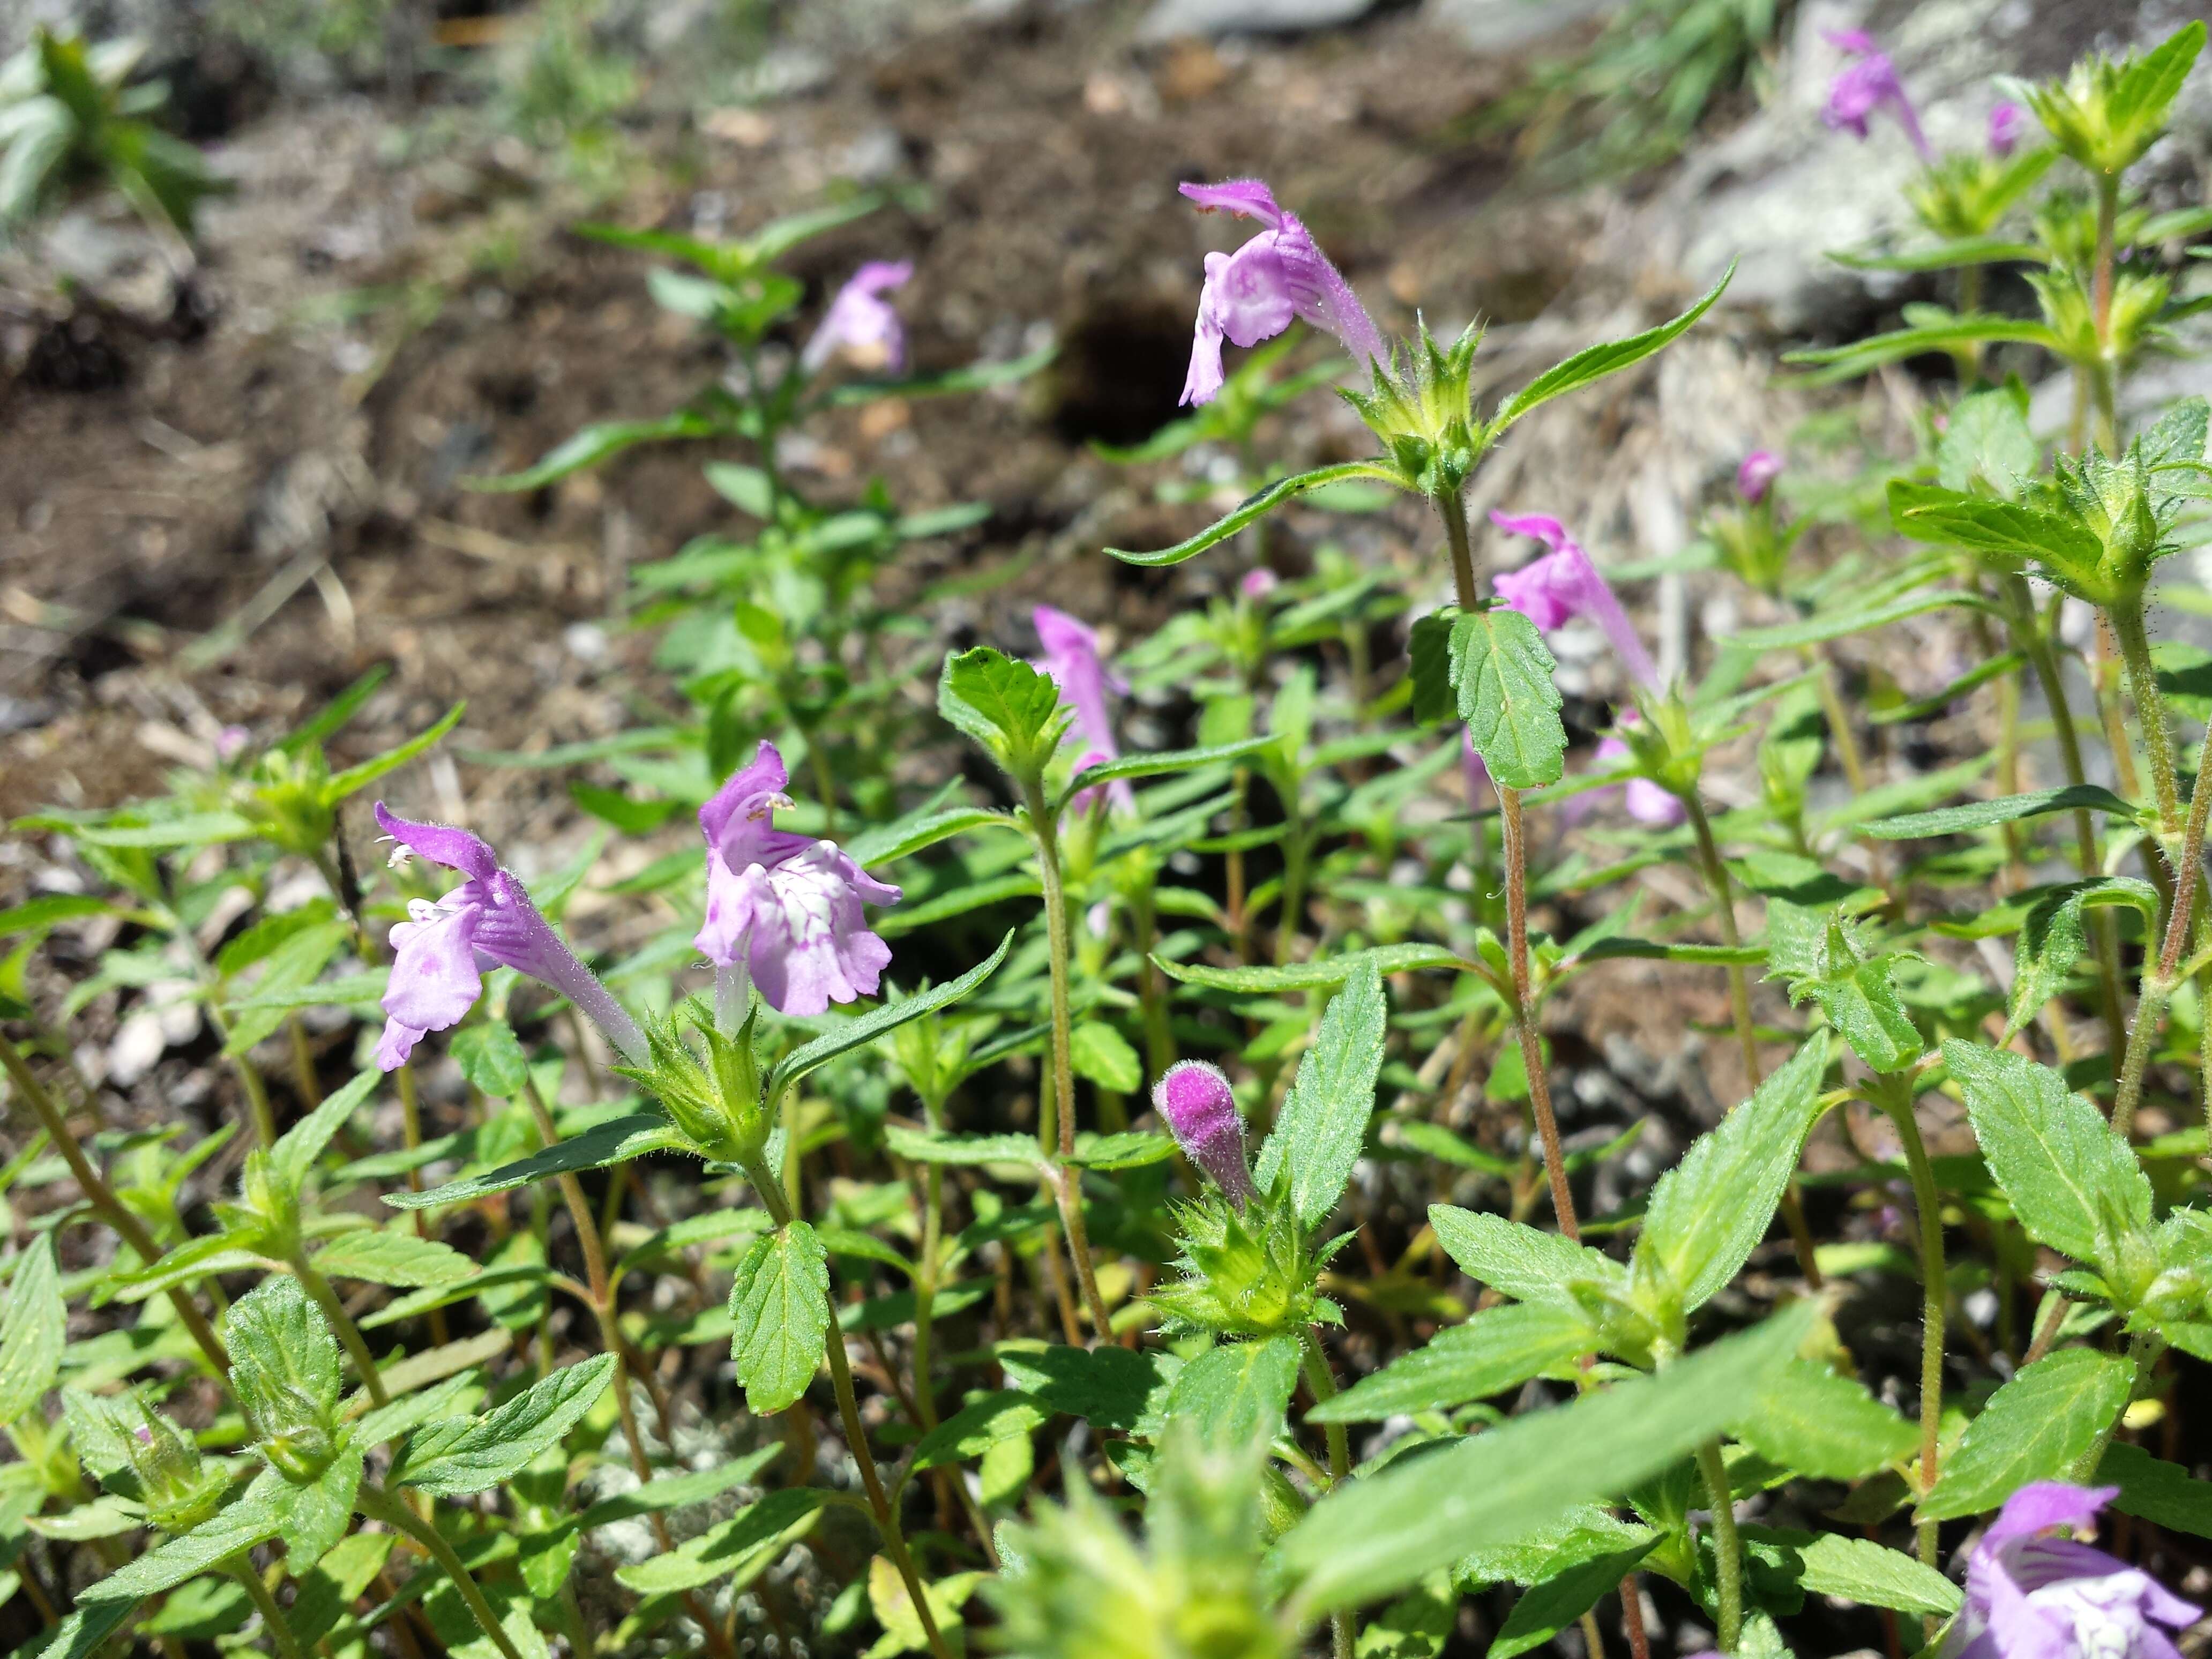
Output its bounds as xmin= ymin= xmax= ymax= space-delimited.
xmin=373 ymin=803 xmax=498 ymax=884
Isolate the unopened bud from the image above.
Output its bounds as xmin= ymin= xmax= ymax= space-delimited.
xmin=1153 ymin=1060 xmax=1253 ymax=1204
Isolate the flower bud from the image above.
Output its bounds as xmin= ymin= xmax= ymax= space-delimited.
xmin=1736 ymin=449 xmax=1783 ymax=506
xmin=1154 ymin=1060 xmax=1253 ymax=1204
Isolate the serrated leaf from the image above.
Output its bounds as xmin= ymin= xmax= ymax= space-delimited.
xmin=1728 ymin=1359 xmax=1916 ymax=1480
xmin=1918 ymin=1347 xmax=2135 ymax=1521
xmin=1450 ymin=606 xmax=1565 ymax=790
xmin=1253 ymin=961 xmax=1386 ymax=1229
xmin=907 ymin=1389 xmax=1050 ymax=1474
xmin=449 ymin=1021 xmax=530 ymax=1099
xmin=1863 ymin=783 xmax=2137 ymax=840
xmin=312 ymin=1230 xmax=480 ymax=1289
xmin=228 ymin=1275 xmax=342 ymax=1422
xmin=1066 ymin=1130 xmax=1176 ymax=1169
xmin=80 ymin=1471 xmax=286 ymax=1601
xmin=1161 ymin=1334 xmax=1301 ymax=1453
xmin=765 ymin=932 xmax=1013 ymax=1103
xmin=615 ymin=1488 xmax=825 ymax=1595
xmin=2097 ymin=1442 xmax=2212 ymax=1540
xmin=1106 ymin=463 xmax=1395 ymax=567
xmin=1068 ymin=1021 xmax=1141 ymax=1093
xmin=1277 ymin=1302 xmax=1815 ymax=1610
xmin=1888 ymin=481 xmax=2109 ymax=597
xmin=1310 ymin=1303 xmax=1595 ymax=1423
xmin=1942 ymin=1041 xmax=2153 ymax=1274
xmin=728 ymin=1223 xmax=829 ymax=1414
xmin=937 ymin=648 xmax=1067 ymax=776
xmin=1429 ymin=1206 xmax=1626 ymax=1312
xmin=0 ymin=1238 xmax=64 ymax=1425
xmin=399 ymin=1352 xmax=617 ymax=1498
xmin=993 ymin=1343 xmax=1169 ymax=1432
xmin=2006 ymin=879 xmax=2157 ymax=1037
xmin=1492 ymin=263 xmax=1732 ymax=431
xmin=274 ymin=1441 xmax=364 ymax=1572
xmin=1635 ymin=1035 xmax=1830 ymax=1313
xmin=1738 ymin=1526 xmax=1960 ymax=1615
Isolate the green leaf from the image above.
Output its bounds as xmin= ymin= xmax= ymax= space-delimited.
xmin=1863 ymin=783 xmax=2137 ymax=840
xmin=320 ymin=702 xmax=465 ymax=804
xmin=1310 ymin=1303 xmax=1595 ymax=1423
xmin=61 ymin=811 xmax=257 ymax=849
xmin=1107 ymin=463 xmax=1396 ymax=567
xmin=1357 ymin=1576 xmax=1456 ymax=1659
xmin=1276 ymin=1302 xmax=1816 ymax=1610
xmin=1068 ymin=1022 xmax=1141 ymax=1093
xmin=884 ymin=1125 xmax=1043 ymax=1169
xmin=842 ymin=808 xmax=1015 ymax=868
xmin=312 ymin=1230 xmax=480 ymax=1289
xmin=1491 ymin=263 xmax=1732 ymax=431
xmin=820 ymin=340 xmax=1057 ymax=407
xmin=384 ymin=1114 xmax=686 ymax=1210
xmin=1407 ymin=611 xmax=1457 ymax=727
xmin=228 ymin=1275 xmax=342 ymax=1422
xmin=1727 ymin=1360 xmax=1916 ymax=1480
xmin=2006 ymin=879 xmax=2158 ymax=1037
xmin=615 ymin=1488 xmax=825 ymax=1595
xmin=1490 ymin=1538 xmax=1658 ymax=1659
xmin=1161 ymin=1335 xmax=1302 ymax=1453
xmin=1941 ymin=1040 xmax=2153 ymax=1273
xmin=1918 ymin=1347 xmax=2136 ymax=1521
xmin=399 ymin=1352 xmax=617 ymax=1498
xmin=1888 ymin=481 xmax=2109 ymax=596
xmin=728 ymin=1222 xmax=829 ymax=1414
xmin=268 ymin=1068 xmax=381 ymax=1193
xmin=0 ymin=1238 xmax=63 ymax=1424
xmin=993 ymin=1343 xmax=1169 ymax=1432
xmin=1737 ymin=1527 xmax=1960 ymax=1616
xmin=1067 ymin=1130 xmax=1177 ymax=1170
xmin=1152 ymin=943 xmax=1467 ymax=993
xmin=1059 ymin=736 xmax=1280 ymax=811
xmin=274 ymin=1441 xmax=364 ymax=1572
xmin=0 ymin=894 xmax=125 ymax=939
xmin=1731 ymin=588 xmax=1994 ymax=651
xmin=1429 ymin=1206 xmax=1626 ymax=1312
xmin=79 ymin=1478 xmax=285 ymax=1602
xmin=765 ymin=931 xmax=1013 ymax=1102
xmin=1635 ymin=1035 xmax=1831 ymax=1313
xmin=907 ymin=1390 xmax=1050 ymax=1474
xmin=464 ymin=413 xmax=718 ymax=492
xmin=14 ymin=1603 xmax=137 ymax=1659
xmin=1449 ymin=606 xmax=1566 ymax=791
xmin=1828 ymin=236 xmax=2044 ymax=273
xmin=704 ymin=461 xmax=774 ymax=518
xmin=1783 ymin=317 xmax=2060 ymax=386
xmin=449 ymin=1021 xmax=531 ymax=1099
xmin=937 ymin=648 xmax=1068 ymax=778
xmin=2097 ymin=1441 xmax=2212 ymax=1540
xmin=1253 ymin=962 xmax=1387 ymax=1230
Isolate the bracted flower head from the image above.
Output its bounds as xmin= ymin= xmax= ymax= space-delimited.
xmin=373 ymin=804 xmax=642 ymax=1071
xmin=1034 ymin=605 xmax=1133 ymax=813
xmin=1153 ymin=1059 xmax=1253 ymax=1204
xmin=1178 ymin=177 xmax=1386 ymax=406
xmin=1737 ymin=449 xmax=1784 ymax=506
xmin=695 ymin=742 xmax=901 ymax=1017
xmin=1989 ymin=100 xmax=2030 ymax=158
xmin=1822 ymin=31 xmax=1933 ymax=163
xmin=1946 ymin=1482 xmax=2199 ymax=1659
xmin=1490 ymin=511 xmax=1659 ymax=690
xmin=801 ymin=260 xmax=911 ymax=376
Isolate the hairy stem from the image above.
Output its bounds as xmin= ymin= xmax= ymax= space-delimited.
xmin=0 ymin=1033 xmax=229 ymax=1374
xmin=1879 ymin=1079 xmax=1947 ymax=1630
xmin=357 ymin=1483 xmax=526 ymax=1659
xmin=1301 ymin=1326 xmax=1357 ymax=1659
xmin=2092 ymin=173 xmax=2120 ymax=457
xmin=1695 ymin=1437 xmax=1744 ymax=1653
xmin=2109 ymin=596 xmax=2180 ymax=837
xmin=231 ymin=1558 xmax=304 ymax=1659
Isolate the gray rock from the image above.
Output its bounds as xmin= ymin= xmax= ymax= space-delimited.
xmin=1135 ymin=0 xmax=1373 ymax=43
xmin=1426 ymin=0 xmax=1628 ymax=55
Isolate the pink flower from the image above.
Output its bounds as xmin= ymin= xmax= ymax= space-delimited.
xmin=1988 ymin=101 xmax=2029 ymax=159
xmin=215 ymin=726 xmax=251 ymax=764
xmin=373 ymin=805 xmax=644 ymax=1070
xmin=1034 ymin=606 xmax=1133 ymax=813
xmin=694 ymin=743 xmax=901 ymax=1018
xmin=1153 ymin=1059 xmax=1253 ymax=1203
xmin=1822 ymin=31 xmax=1933 ymax=163
xmin=1947 ymin=1483 xmax=2199 ymax=1659
xmin=1737 ymin=450 xmax=1783 ymax=505
xmin=1240 ymin=567 xmax=1280 ymax=600
xmin=801 ymin=260 xmax=911 ymax=375
xmin=1597 ymin=732 xmax=1686 ymax=828
xmin=1489 ymin=511 xmax=1658 ymax=690
xmin=1178 ymin=177 xmax=1386 ymax=406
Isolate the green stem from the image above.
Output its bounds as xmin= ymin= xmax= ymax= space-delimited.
xmin=2072 ymin=1331 xmax=2165 ymax=1483
xmin=2108 ymin=596 xmax=2180 ymax=836
xmin=1300 ymin=1327 xmax=1357 ymax=1659
xmin=357 ymin=1484 xmax=526 ymax=1659
xmin=0 ymin=1033 xmax=229 ymax=1374
xmin=1878 ymin=1078 xmax=1947 ymax=1631
xmin=2092 ymin=173 xmax=2120 ymax=457
xmin=292 ymin=1253 xmax=388 ymax=1409
xmin=231 ymin=1558 xmax=305 ymax=1659
xmin=2113 ymin=720 xmax=2212 ymax=1135
xmin=1694 ymin=1437 xmax=1743 ymax=1653
xmin=1021 ymin=779 xmax=1115 ymax=1341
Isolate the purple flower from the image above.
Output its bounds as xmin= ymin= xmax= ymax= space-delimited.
xmin=1178 ymin=177 xmax=1387 ymax=407
xmin=1822 ymin=31 xmax=1933 ymax=163
xmin=1489 ymin=511 xmax=1658 ymax=690
xmin=1947 ymin=1482 xmax=2199 ymax=1659
xmin=801 ymin=260 xmax=911 ymax=376
xmin=1240 ymin=567 xmax=1280 ymax=600
xmin=1737 ymin=450 xmax=1784 ymax=506
xmin=1989 ymin=101 xmax=2030 ymax=159
xmin=215 ymin=726 xmax=250 ymax=764
xmin=694 ymin=742 xmax=901 ymax=1018
xmin=1596 ymin=731 xmax=1687 ymax=828
xmin=373 ymin=805 xmax=644 ymax=1071
xmin=1461 ymin=731 xmax=1491 ymax=805
xmin=1034 ymin=606 xmax=1133 ymax=813
xmin=1153 ymin=1059 xmax=1253 ymax=1204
